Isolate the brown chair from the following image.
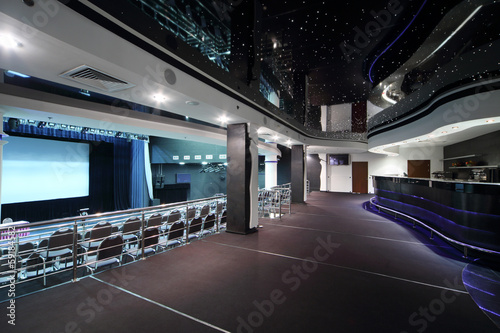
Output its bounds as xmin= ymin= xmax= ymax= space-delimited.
xmin=188 ymin=217 xmax=203 ymax=241
xmin=202 ymin=214 xmax=216 ymax=236
xmin=86 ymin=235 xmax=123 ymax=274
xmin=121 ymin=217 xmax=142 ymax=248
xmin=40 ymin=228 xmax=74 ymax=269
xmin=166 ymin=221 xmax=185 ymax=248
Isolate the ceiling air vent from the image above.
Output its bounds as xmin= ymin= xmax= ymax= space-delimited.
xmin=59 ymin=65 xmax=135 ymax=92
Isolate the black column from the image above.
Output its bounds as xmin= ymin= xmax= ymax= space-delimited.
xmin=291 ymin=145 xmax=305 ymax=203
xmin=226 ymin=123 xmax=256 ymax=234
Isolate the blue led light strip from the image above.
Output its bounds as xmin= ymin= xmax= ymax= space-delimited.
xmin=368 ymin=0 xmax=428 ymax=83
xmin=369 ymin=197 xmax=500 ymax=255
xmin=376 ymin=188 xmax=500 ymax=218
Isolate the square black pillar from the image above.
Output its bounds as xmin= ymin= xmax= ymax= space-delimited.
xmin=226 ymin=123 xmax=257 ymax=234
xmin=291 ymin=145 xmax=305 ymax=203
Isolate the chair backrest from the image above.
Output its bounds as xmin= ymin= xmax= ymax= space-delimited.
xmin=141 ymin=227 xmax=159 ymax=248
xmin=204 ymin=214 xmax=216 ymax=230
xmin=216 ymin=202 xmax=223 ymax=214
xmin=168 ymin=221 xmax=185 ymax=241
xmin=48 ymin=228 xmax=74 ymax=250
xmin=186 ymin=206 xmax=196 ymax=221
xmin=122 ymin=217 xmax=142 ymax=234
xmin=98 ymin=235 xmax=124 ymax=261
xmin=18 ymin=242 xmax=35 ymax=259
xmin=147 ymin=213 xmax=162 ymax=228
xmin=25 ymin=252 xmax=44 ymax=273
xmin=37 ymin=239 xmax=48 ymax=250
xmin=188 ymin=217 xmax=203 ymax=234
xmin=200 ymin=205 xmax=210 ymax=218
xmin=164 ymin=210 xmax=182 ymax=224
xmin=90 ymin=222 xmax=112 ymax=240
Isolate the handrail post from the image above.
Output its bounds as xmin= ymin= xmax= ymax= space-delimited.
xmin=14 ymin=232 xmax=19 ymax=280
xmin=185 ymin=202 xmax=189 ymax=243
xmin=72 ymin=220 xmax=78 ymax=282
xmin=141 ymin=211 xmax=146 ymax=260
xmin=279 ymin=190 xmax=282 ymax=219
xmin=215 ymin=198 xmax=220 ymax=233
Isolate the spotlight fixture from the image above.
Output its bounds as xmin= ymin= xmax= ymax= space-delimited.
xmin=48 ymin=122 xmax=55 ymax=127
xmin=115 ymin=132 xmax=123 ymax=138
xmin=486 ymin=119 xmax=495 ymax=123
xmin=37 ymin=121 xmax=46 ymax=128
xmin=81 ymin=127 xmax=89 ymax=134
xmin=219 ymin=115 xmax=228 ymax=123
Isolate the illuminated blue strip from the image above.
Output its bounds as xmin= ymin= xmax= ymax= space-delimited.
xmin=463 ymin=282 xmax=496 ymax=296
xmin=376 ymin=188 xmax=500 ymax=219
xmin=368 ymin=0 xmax=428 ymax=83
xmin=479 ymin=306 xmax=500 ymax=317
xmin=465 ymin=270 xmax=500 ymax=284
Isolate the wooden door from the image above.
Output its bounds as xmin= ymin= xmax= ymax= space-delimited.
xmin=408 ymin=160 xmax=430 ymax=178
xmin=352 ymin=162 xmax=368 ymax=193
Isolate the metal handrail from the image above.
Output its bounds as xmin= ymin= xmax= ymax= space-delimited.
xmin=0 ymin=195 xmax=227 ymax=301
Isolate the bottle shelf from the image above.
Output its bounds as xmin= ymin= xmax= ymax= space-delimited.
xmin=449 ymin=165 xmax=498 ymax=169
xmin=442 ymin=154 xmax=480 ymax=161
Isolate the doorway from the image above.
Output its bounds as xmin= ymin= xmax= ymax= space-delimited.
xmin=408 ymin=160 xmax=430 ymax=178
xmin=352 ymin=161 xmax=368 ymax=193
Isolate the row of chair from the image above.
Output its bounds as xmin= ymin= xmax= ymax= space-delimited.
xmin=0 ymin=209 xmax=227 ymax=286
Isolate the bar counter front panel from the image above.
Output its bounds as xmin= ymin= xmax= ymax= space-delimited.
xmin=373 ymin=176 xmax=500 ymax=253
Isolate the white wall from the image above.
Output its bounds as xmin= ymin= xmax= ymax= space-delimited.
xmin=320 ymin=146 xmax=444 ymax=194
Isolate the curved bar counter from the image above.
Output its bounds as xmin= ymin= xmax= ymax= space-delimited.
xmin=372 ymin=176 xmax=500 ymax=254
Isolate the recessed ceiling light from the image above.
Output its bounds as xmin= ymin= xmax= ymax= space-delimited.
xmin=452 ymin=126 xmax=459 ymax=129
xmin=486 ymin=119 xmax=495 ymax=123
xmin=179 ymin=162 xmax=185 ymax=165
xmin=219 ymin=116 xmax=228 ymax=123
xmin=185 ymin=101 xmax=199 ymax=106
xmin=441 ymin=131 xmax=448 ymax=134
xmin=201 ymin=161 xmax=208 ymax=165
xmin=153 ymin=94 xmax=168 ymax=101
xmin=0 ymin=34 xmax=20 ymax=48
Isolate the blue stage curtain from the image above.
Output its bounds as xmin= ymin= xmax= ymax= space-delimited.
xmin=130 ymin=140 xmax=150 ymax=208
xmin=113 ymin=139 xmax=131 ymax=211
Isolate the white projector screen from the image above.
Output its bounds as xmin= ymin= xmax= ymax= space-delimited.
xmin=2 ymin=136 xmax=90 ymax=204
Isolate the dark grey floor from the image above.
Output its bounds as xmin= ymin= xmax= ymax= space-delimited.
xmin=1 ymin=192 xmax=499 ymax=332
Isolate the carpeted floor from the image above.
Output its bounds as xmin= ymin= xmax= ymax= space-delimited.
xmin=1 ymin=192 xmax=499 ymax=332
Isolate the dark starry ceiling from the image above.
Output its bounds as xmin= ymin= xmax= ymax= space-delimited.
xmin=259 ymin=0 xmax=461 ymax=106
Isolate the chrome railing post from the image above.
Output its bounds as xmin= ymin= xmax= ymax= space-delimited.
xmin=141 ymin=211 xmax=146 ymax=260
xmin=185 ymin=202 xmax=189 ymax=243
xmin=279 ymin=190 xmax=282 ymax=219
xmin=72 ymin=220 xmax=78 ymax=282
xmin=215 ymin=198 xmax=220 ymax=233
